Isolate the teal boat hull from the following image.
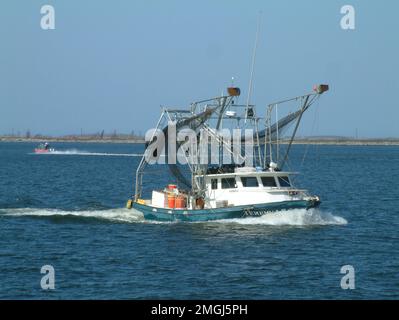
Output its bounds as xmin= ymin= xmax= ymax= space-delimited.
xmin=132 ymin=199 xmax=320 ymax=222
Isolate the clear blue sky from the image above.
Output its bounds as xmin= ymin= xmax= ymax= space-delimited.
xmin=1 ymin=0 xmax=398 ymax=138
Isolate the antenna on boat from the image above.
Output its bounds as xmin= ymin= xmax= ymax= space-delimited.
xmin=245 ymin=11 xmax=262 ymax=124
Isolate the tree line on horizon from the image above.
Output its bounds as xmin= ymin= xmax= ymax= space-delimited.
xmin=1 ymin=129 xmax=145 ymax=141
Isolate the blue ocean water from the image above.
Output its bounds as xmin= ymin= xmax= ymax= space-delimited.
xmin=0 ymin=142 xmax=398 ymax=299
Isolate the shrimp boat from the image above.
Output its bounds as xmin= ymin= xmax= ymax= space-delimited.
xmin=126 ymin=84 xmax=329 ymax=222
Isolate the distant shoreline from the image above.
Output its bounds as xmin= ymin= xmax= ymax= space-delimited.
xmin=0 ymin=137 xmax=145 ymax=144
xmin=289 ymin=139 xmax=399 ymax=146
xmin=1 ymin=136 xmax=399 ymax=146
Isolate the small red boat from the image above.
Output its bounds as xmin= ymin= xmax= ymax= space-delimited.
xmin=34 ymin=143 xmax=55 ymax=154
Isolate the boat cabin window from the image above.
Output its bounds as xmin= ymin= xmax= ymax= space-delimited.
xmin=241 ymin=177 xmax=259 ymax=187
xmin=221 ymin=178 xmax=237 ymax=189
xmin=211 ymin=179 xmax=218 ymax=190
xmin=261 ymin=176 xmax=277 ymax=187
xmin=278 ymin=176 xmax=291 ymax=187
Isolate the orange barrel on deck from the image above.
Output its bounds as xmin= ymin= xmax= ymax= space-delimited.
xmin=175 ymin=195 xmax=186 ymax=209
xmin=167 ymin=193 xmax=176 ymax=208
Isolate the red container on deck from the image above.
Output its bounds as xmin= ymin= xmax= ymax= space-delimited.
xmin=167 ymin=194 xmax=176 ymax=208
xmin=175 ymin=196 xmax=187 ymax=209
xmin=168 ymin=184 xmax=177 ymax=190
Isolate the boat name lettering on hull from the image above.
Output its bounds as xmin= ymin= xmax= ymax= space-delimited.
xmin=243 ymin=209 xmax=272 ymax=217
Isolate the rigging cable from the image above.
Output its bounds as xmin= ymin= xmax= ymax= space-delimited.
xmin=300 ymin=96 xmax=321 ymax=169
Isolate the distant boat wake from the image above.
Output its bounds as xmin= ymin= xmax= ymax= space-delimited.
xmin=30 ymin=149 xmax=143 ymax=157
xmin=0 ymin=207 xmax=347 ymax=226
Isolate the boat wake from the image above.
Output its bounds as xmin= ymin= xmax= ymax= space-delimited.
xmin=31 ymin=149 xmax=143 ymax=157
xmin=0 ymin=207 xmax=346 ymax=226
xmin=0 ymin=208 xmax=144 ymax=223
xmin=213 ymin=208 xmax=347 ymax=226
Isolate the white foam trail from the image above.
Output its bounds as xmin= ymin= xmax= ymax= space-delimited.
xmin=0 ymin=208 xmax=144 ymax=223
xmin=31 ymin=149 xmax=143 ymax=157
xmin=212 ymin=208 xmax=347 ymax=226
xmin=0 ymin=208 xmax=347 ymax=226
